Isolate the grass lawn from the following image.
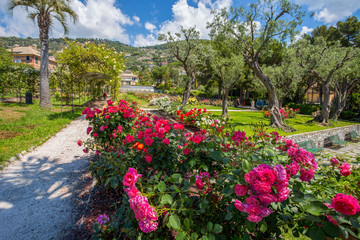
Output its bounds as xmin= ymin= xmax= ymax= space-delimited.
xmin=211 ymin=111 xmax=358 ymax=136
xmin=120 ymin=93 xmax=156 ymax=109
xmin=0 ymin=100 xmax=82 ymax=166
xmin=186 ymin=104 xmax=247 ymax=110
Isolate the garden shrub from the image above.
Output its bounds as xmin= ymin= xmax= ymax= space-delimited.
xmin=263 ymin=107 xmax=299 ymax=119
xmin=287 ymin=103 xmax=320 ymax=115
xmin=149 ymin=96 xmax=179 ymax=114
xmin=340 ymin=110 xmax=358 ymax=120
xmin=79 ymin=99 xmax=360 ymax=240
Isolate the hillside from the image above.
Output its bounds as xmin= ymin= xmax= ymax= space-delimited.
xmin=0 ymin=36 xmax=174 ymax=70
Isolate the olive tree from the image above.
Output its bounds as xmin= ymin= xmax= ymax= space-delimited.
xmin=209 ymin=0 xmax=303 ymax=131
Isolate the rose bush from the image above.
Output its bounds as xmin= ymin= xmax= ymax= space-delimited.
xmin=80 ymin=99 xmax=360 ymax=240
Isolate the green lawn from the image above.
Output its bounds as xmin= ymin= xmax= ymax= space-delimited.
xmin=0 ymin=100 xmax=82 ymax=166
xmin=211 ymin=111 xmax=358 ymax=136
xmin=186 ymin=104 xmax=246 ymax=110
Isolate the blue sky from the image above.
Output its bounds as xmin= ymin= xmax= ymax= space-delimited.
xmin=0 ymin=0 xmax=359 ymax=47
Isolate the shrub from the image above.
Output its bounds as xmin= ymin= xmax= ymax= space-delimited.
xmin=340 ymin=110 xmax=358 ymax=120
xmin=149 ymin=96 xmax=178 ymax=114
xmin=287 ymin=103 xmax=320 ymax=115
xmin=79 ymin=99 xmax=360 ymax=240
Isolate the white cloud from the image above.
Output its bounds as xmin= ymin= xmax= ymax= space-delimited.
xmin=134 ymin=34 xmax=162 ymax=47
xmin=0 ymin=0 xmax=134 ymax=44
xmin=133 ymin=16 xmax=140 ymax=23
xmin=294 ymin=26 xmax=314 ymax=41
xmin=134 ymin=0 xmax=232 ymax=47
xmin=295 ymin=0 xmax=360 ymax=23
xmin=145 ymin=22 xmax=157 ymax=33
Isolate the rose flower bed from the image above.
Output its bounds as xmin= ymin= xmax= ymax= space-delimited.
xmin=79 ymin=99 xmax=360 ymax=240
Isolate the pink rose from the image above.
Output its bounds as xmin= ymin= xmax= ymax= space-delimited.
xmin=273 ymin=164 xmax=287 ymax=182
xmin=234 ymin=199 xmax=246 ymax=212
xmin=100 ymin=125 xmax=107 ymax=131
xmin=145 ymin=155 xmax=152 ymax=163
xmin=253 ymin=181 xmax=272 ymax=194
xmin=137 ymin=131 xmax=143 ymax=139
xmin=259 ymin=193 xmax=277 ymax=205
xmin=246 ymin=204 xmax=262 ymax=216
xmin=139 ymin=219 xmax=158 ymax=233
xmin=257 ymin=169 xmax=276 ymax=184
xmin=123 ymin=168 xmax=142 ymax=187
xmin=244 ymin=171 xmax=257 ymax=185
xmin=330 ymin=158 xmax=339 ymax=166
xmin=196 ymin=180 xmax=204 ymax=190
xmin=93 ymin=132 xmax=98 ymax=137
xmin=340 ymin=163 xmax=351 ymax=177
xmin=125 ymin=187 xmax=140 ymax=199
xmin=162 ymin=138 xmax=170 ymax=145
xmin=299 ymin=168 xmax=315 ymax=181
xmin=286 ymin=161 xmax=300 ymax=176
xmin=144 ymin=137 xmax=154 ymax=146
xmin=183 ymin=148 xmax=191 ymax=155
xmin=105 ymin=115 xmax=110 ymax=119
xmin=97 ymin=214 xmax=109 ymax=225
xmin=331 ymin=194 xmax=360 ymax=215
xmin=247 ymin=215 xmax=262 ymax=222
xmin=234 ymin=184 xmax=248 ymax=196
xmin=86 ymin=127 xmax=92 ymax=135
xmin=276 ymin=188 xmax=290 ymax=202
xmin=77 ymin=140 xmax=82 ymax=146
xmin=246 ymin=196 xmax=260 ymax=205
xmin=126 ymin=134 xmax=135 ymax=143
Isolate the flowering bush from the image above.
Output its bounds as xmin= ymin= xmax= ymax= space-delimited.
xmin=79 ymin=99 xmax=360 ymax=239
xmin=149 ymin=96 xmax=178 ymax=114
xmin=263 ymin=107 xmax=299 ymax=119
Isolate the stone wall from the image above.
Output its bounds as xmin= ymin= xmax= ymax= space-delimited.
xmin=285 ymin=124 xmax=360 ymax=148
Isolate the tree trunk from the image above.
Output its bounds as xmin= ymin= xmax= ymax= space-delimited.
xmin=180 ymin=72 xmax=196 ymax=110
xmin=250 ymin=61 xmax=294 ymax=132
xmin=221 ymin=88 xmax=229 ymax=117
xmin=39 ymin=23 xmax=52 ymax=108
xmin=320 ymin=82 xmax=330 ymax=124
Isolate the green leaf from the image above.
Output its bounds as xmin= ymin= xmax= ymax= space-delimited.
xmin=322 ymin=221 xmax=340 ymax=237
xmin=169 ymin=214 xmax=181 ymax=230
xmin=213 ymin=224 xmax=223 ymax=234
xmin=224 ymin=212 xmax=233 ymax=220
xmin=210 ymin=151 xmax=223 ymax=161
xmin=190 ymin=232 xmax=198 ymax=240
xmin=110 ymin=176 xmax=118 ymax=188
xmin=308 ymin=226 xmax=325 ymax=239
xmin=208 ymin=234 xmax=215 ymax=240
xmin=305 ymin=201 xmax=328 ymax=216
xmin=161 ymin=194 xmax=173 ymax=205
xmin=158 ymin=181 xmax=166 ymax=192
xmin=263 ymin=149 xmax=275 ymax=157
xmin=201 ymin=236 xmax=208 ymax=240
xmin=184 ymin=218 xmax=191 ymax=231
xmin=206 ymin=222 xmax=213 ymax=232
xmin=176 ymin=232 xmax=186 ymax=240
xmin=242 ymin=158 xmax=252 ymax=172
xmin=171 ymin=173 xmax=182 ymax=183
xmin=260 ymin=222 xmax=267 ymax=233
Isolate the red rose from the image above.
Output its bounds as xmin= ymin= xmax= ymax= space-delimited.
xmin=331 ymin=193 xmax=360 ymax=215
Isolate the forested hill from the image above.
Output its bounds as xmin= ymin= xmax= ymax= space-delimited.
xmin=0 ymin=36 xmax=168 ymax=54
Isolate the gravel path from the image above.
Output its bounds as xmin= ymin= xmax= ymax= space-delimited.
xmin=0 ymin=114 xmax=90 ymax=240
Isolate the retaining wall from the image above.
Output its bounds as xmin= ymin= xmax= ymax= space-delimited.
xmin=285 ymin=124 xmax=360 ymax=148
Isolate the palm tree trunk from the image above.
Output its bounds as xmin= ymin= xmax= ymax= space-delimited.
xmin=39 ymin=24 xmax=52 ymax=108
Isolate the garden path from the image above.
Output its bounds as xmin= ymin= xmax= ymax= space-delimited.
xmin=0 ymin=101 xmax=105 ymax=240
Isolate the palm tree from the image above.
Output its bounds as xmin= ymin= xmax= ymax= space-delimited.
xmin=9 ymin=0 xmax=77 ymax=108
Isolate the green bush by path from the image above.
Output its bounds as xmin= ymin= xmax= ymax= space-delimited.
xmin=0 ymin=102 xmax=82 ymax=166
xmin=211 ymin=111 xmax=358 ymax=136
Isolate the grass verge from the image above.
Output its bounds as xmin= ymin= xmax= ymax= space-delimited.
xmin=0 ymin=102 xmax=82 ymax=166
xmin=211 ymin=111 xmax=358 ymax=136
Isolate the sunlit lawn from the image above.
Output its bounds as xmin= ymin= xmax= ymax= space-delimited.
xmin=0 ymin=100 xmax=82 ymax=166
xmin=210 ymin=111 xmax=358 ymax=136
xmin=186 ymin=104 xmax=247 ymax=110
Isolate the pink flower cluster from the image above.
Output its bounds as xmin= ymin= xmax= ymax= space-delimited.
xmin=286 ymin=147 xmax=318 ymax=181
xmin=123 ymin=168 xmax=158 ymax=233
xmin=234 ymin=164 xmax=289 ymax=222
xmin=231 ymin=131 xmax=248 ymax=145
xmin=331 ymin=194 xmax=360 ymax=216
xmin=339 ymin=163 xmax=351 ymax=177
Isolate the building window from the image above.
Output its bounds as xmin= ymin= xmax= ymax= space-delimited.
xmin=26 ymin=56 xmax=30 ymax=63
xmin=35 ymin=57 xmax=38 ymax=64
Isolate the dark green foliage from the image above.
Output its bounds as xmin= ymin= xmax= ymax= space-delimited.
xmin=287 ymin=103 xmax=320 ymax=115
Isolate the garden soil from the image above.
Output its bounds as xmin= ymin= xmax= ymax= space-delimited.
xmin=0 ymin=100 xmax=107 ymax=240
